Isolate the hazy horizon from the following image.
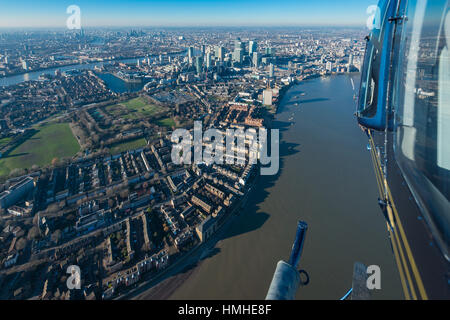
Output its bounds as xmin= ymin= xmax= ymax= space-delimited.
xmin=0 ymin=0 xmax=377 ymax=28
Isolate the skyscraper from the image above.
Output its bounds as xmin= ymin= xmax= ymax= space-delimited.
xmin=188 ymin=47 xmax=194 ymax=61
xmin=235 ymin=38 xmax=245 ymax=53
xmin=215 ymin=46 xmax=225 ymax=61
xmin=233 ymin=48 xmax=243 ymax=64
xmin=252 ymin=52 xmax=260 ymax=68
xmin=326 ymin=61 xmax=333 ymax=72
xmin=196 ymin=56 xmax=203 ymax=74
xmin=265 ymin=47 xmax=275 ymax=56
xmin=269 ymin=63 xmax=274 ymax=78
xmin=206 ymin=52 xmax=212 ymax=69
xmin=249 ymin=41 xmax=257 ymax=55
xmin=263 ymin=90 xmax=273 ymax=106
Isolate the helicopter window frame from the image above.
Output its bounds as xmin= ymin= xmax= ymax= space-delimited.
xmin=358 ymin=0 xmax=393 ymax=119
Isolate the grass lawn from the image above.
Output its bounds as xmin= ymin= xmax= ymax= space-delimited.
xmin=0 ymin=137 xmax=12 ymax=148
xmin=157 ymin=118 xmax=176 ymax=128
xmin=105 ymin=97 xmax=166 ymax=120
xmin=109 ymin=138 xmax=147 ymax=155
xmin=0 ymin=123 xmax=80 ymax=177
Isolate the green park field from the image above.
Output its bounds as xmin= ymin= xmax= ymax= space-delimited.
xmin=0 ymin=123 xmax=80 ymax=177
xmin=157 ymin=118 xmax=176 ymax=128
xmin=105 ymin=97 xmax=167 ymax=120
xmin=109 ymin=137 xmax=147 ymax=155
xmin=0 ymin=137 xmax=12 ymax=148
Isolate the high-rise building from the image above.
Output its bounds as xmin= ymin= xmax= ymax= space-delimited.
xmin=196 ymin=56 xmax=203 ymax=74
xmin=269 ymin=63 xmax=274 ymax=78
xmin=263 ymin=90 xmax=273 ymax=106
xmin=206 ymin=52 xmax=212 ymax=69
xmin=215 ymin=46 xmax=225 ymax=61
xmin=21 ymin=60 xmax=27 ymax=70
xmin=265 ymin=47 xmax=275 ymax=56
xmin=326 ymin=61 xmax=333 ymax=72
xmin=188 ymin=47 xmax=194 ymax=61
xmin=252 ymin=52 xmax=260 ymax=68
xmin=235 ymin=38 xmax=245 ymax=53
xmin=233 ymin=48 xmax=243 ymax=64
xmin=249 ymin=41 xmax=257 ymax=55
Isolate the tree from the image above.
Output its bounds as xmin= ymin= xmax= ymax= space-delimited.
xmin=108 ymin=199 xmax=114 ymax=208
xmin=15 ymin=237 xmax=27 ymax=251
xmin=32 ymin=213 xmax=40 ymax=226
xmin=120 ymin=189 xmax=129 ymax=199
xmin=51 ymin=230 xmax=62 ymax=244
xmin=51 ymin=157 xmax=59 ymax=167
xmin=9 ymin=168 xmax=25 ymax=177
xmin=27 ymin=226 xmax=40 ymax=240
xmin=46 ymin=203 xmax=59 ymax=215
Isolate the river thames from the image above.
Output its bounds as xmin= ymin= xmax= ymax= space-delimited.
xmin=168 ymin=74 xmax=403 ymax=300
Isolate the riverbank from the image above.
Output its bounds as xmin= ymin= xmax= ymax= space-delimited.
xmin=118 ymin=176 xmax=258 ymax=300
xmin=168 ymin=74 xmax=403 ymax=300
xmin=122 ymin=80 xmax=308 ymax=300
xmin=0 ymin=51 xmax=186 ymax=82
xmin=0 ymin=50 xmax=186 ymax=88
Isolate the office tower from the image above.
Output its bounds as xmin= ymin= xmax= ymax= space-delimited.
xmin=249 ymin=41 xmax=257 ymax=55
xmin=348 ymin=54 xmax=353 ymax=67
xmin=215 ymin=46 xmax=225 ymax=61
xmin=22 ymin=60 xmax=27 ymax=70
xmin=234 ymin=38 xmax=241 ymax=49
xmin=265 ymin=47 xmax=275 ymax=56
xmin=269 ymin=63 xmax=274 ymax=78
xmin=233 ymin=48 xmax=243 ymax=64
xmin=188 ymin=47 xmax=194 ymax=60
xmin=206 ymin=52 xmax=212 ymax=69
xmin=263 ymin=90 xmax=273 ymax=106
xmin=196 ymin=56 xmax=203 ymax=74
xmin=235 ymin=38 xmax=245 ymax=53
xmin=201 ymin=45 xmax=206 ymax=55
xmin=4 ymin=55 xmax=8 ymax=64
xmin=252 ymin=52 xmax=260 ymax=68
xmin=326 ymin=61 xmax=333 ymax=72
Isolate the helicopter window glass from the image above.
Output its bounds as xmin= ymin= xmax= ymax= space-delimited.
xmin=438 ymin=10 xmax=450 ymax=171
xmin=394 ymin=0 xmax=449 ymax=257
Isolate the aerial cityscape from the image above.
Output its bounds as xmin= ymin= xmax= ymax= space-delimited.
xmin=0 ymin=0 xmax=448 ymax=305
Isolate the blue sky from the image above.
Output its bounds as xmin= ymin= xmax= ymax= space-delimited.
xmin=0 ymin=0 xmax=379 ymax=28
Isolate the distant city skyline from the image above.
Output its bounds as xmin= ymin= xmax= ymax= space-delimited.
xmin=0 ymin=0 xmax=377 ymax=28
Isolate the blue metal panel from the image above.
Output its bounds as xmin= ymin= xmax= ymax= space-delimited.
xmin=357 ymin=0 xmax=398 ymax=130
